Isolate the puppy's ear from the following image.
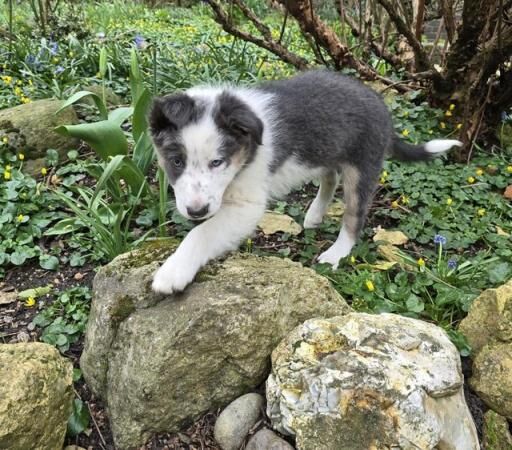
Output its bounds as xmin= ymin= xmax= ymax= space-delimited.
xmin=149 ymin=93 xmax=197 ymax=134
xmin=215 ymin=92 xmax=263 ymax=145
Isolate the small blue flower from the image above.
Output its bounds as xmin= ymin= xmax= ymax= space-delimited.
xmin=54 ymin=66 xmax=65 ymax=75
xmin=49 ymin=41 xmax=58 ymax=55
xmin=433 ymin=234 xmax=447 ymax=245
xmin=134 ymin=34 xmax=147 ymax=50
xmin=447 ymin=259 xmax=457 ymax=270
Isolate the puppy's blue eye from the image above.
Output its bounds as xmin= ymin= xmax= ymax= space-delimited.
xmin=210 ymin=159 xmax=224 ymax=168
xmin=172 ymin=157 xmax=184 ymax=168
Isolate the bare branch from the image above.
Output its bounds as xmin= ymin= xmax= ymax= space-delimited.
xmin=375 ymin=0 xmax=431 ymax=70
xmin=205 ymin=0 xmax=309 ymax=70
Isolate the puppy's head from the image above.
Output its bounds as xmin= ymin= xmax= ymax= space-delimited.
xmin=149 ymin=91 xmax=263 ymax=221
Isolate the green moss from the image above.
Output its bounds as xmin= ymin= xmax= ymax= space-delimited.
xmin=109 ymin=295 xmax=136 ymax=323
xmin=114 ymin=238 xmax=180 ymax=272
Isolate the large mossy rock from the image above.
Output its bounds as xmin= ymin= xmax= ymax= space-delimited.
xmin=0 ymin=342 xmax=74 ymax=450
xmin=459 ymin=279 xmax=512 ymax=355
xmin=80 ymin=240 xmax=351 ymax=449
xmin=266 ymin=313 xmax=479 ymax=450
xmin=0 ymin=98 xmax=78 ymax=159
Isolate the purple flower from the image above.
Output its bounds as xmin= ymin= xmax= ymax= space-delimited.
xmin=433 ymin=234 xmax=447 ymax=245
xmin=134 ymin=34 xmax=147 ymax=50
xmin=447 ymin=259 xmax=457 ymax=270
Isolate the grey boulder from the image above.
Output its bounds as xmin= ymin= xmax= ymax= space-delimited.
xmin=267 ymin=313 xmax=480 ymax=450
xmin=80 ymin=240 xmax=350 ymax=449
xmin=246 ymin=429 xmax=295 ymax=450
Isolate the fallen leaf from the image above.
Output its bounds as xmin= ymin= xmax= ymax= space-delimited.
xmin=0 ymin=291 xmax=18 ymax=305
xmin=326 ymin=200 xmax=345 ymax=218
xmin=496 ymin=226 xmax=510 ymax=237
xmin=504 ymin=185 xmax=512 ymax=200
xmin=258 ymin=211 xmax=302 ymax=236
xmin=18 ymin=284 xmax=53 ymax=299
xmin=356 ymin=261 xmax=398 ymax=271
xmin=377 ymin=245 xmax=414 ymax=270
xmin=373 ymin=229 xmax=409 ymax=246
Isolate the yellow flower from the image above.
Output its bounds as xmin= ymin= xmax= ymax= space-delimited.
xmin=2 ymin=136 xmax=8 ymax=144
xmin=507 ymin=165 xmax=512 ymax=173
xmin=456 ymin=123 xmax=462 ymax=130
xmin=446 ymin=198 xmax=453 ymax=206
xmin=382 ymin=170 xmax=388 ymax=178
xmin=3 ymin=170 xmax=11 ymax=180
xmin=445 ymin=110 xmax=452 ymax=117
xmin=428 ymin=130 xmax=433 ymax=134
xmin=25 ymin=296 xmax=36 ymax=307
xmin=403 ymin=111 xmax=409 ymax=118
xmin=476 ymin=168 xmax=484 ymax=176
xmin=28 ymin=79 xmax=33 ymax=86
xmin=17 ymin=214 xmax=24 ymax=222
xmin=365 ymin=280 xmax=375 ymax=292
xmin=41 ymin=167 xmax=48 ymax=176
xmin=52 ymin=57 xmax=59 ymax=64
xmin=401 ymin=195 xmax=409 ymax=205
xmin=68 ymin=51 xmax=74 ymax=57
xmin=402 ymin=129 xmax=409 ymax=137
xmin=18 ymin=153 xmax=24 ymax=161
xmin=449 ymin=104 xmax=456 ymax=111
xmin=440 ymin=122 xmax=446 ymax=129
xmin=467 ymin=176 xmax=475 ymax=184
xmin=5 ymin=165 xmax=11 ymax=170
xmin=477 ymin=208 xmax=486 ymax=217
xmin=391 ymin=200 xmax=399 ymax=209
xmin=417 ymin=258 xmax=425 ymax=267
xmin=14 ymin=86 xmax=22 ymax=96
xmin=21 ymin=97 xmax=31 ymax=104
xmin=16 ymin=80 xmax=23 ymax=86
xmin=350 ymin=256 xmax=356 ymax=264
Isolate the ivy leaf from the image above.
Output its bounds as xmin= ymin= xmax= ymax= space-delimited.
xmin=487 ymin=262 xmax=512 ymax=284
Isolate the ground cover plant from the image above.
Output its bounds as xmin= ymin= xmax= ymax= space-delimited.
xmin=1 ymin=0 xmax=511 ymax=448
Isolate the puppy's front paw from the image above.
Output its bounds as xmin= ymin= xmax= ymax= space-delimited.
xmin=152 ymin=257 xmax=197 ymax=294
xmin=317 ymin=245 xmax=350 ymax=270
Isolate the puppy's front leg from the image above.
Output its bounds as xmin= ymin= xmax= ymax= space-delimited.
xmin=152 ymin=200 xmax=265 ymax=294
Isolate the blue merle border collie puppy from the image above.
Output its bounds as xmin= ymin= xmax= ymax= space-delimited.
xmin=149 ymin=70 xmax=461 ymax=294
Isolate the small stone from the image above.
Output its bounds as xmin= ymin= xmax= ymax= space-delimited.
xmin=16 ymin=331 xmax=30 ymax=342
xmin=27 ymin=322 xmax=35 ymax=331
xmin=504 ymin=185 xmax=512 ymax=200
xmin=483 ymin=410 xmax=512 ymax=449
xmin=0 ymin=290 xmax=17 ymax=305
xmin=74 ymin=272 xmax=84 ymax=281
xmin=258 ymin=212 xmax=302 ymax=236
xmin=214 ymin=393 xmax=264 ymax=450
xmin=246 ymin=428 xmax=294 ymax=450
xmin=64 ymin=446 xmax=87 ymax=450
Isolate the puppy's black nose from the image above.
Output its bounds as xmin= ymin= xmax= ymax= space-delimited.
xmin=187 ymin=204 xmax=210 ymax=219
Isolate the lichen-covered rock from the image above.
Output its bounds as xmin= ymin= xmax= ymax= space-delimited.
xmin=0 ymin=99 xmax=78 ymax=159
xmin=267 ymin=313 xmax=479 ymax=450
xmin=214 ymin=393 xmax=264 ymax=450
xmin=0 ymin=343 xmax=74 ymax=450
xmin=80 ymin=240 xmax=350 ymax=449
xmin=459 ymin=280 xmax=512 ymax=355
xmin=483 ymin=410 xmax=512 ymax=450
xmin=471 ymin=342 xmax=512 ymax=419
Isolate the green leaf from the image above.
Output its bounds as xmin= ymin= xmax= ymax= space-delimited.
xmin=108 ymin=106 xmax=134 ymax=126
xmin=67 ymin=398 xmax=90 ymax=437
xmin=45 ymin=218 xmax=83 ymax=236
xmin=56 ymin=90 xmax=108 ymax=120
xmin=39 ymin=254 xmax=59 ymax=270
xmin=54 ymin=120 xmax=128 ymax=160
xmin=10 ymin=250 xmax=28 ymax=265
xmin=405 ymin=294 xmax=424 ymax=313
xmin=488 ymin=262 xmax=512 ymax=284
xmin=18 ymin=284 xmax=53 ymax=299
xmin=132 ymin=88 xmax=153 ymax=142
xmin=99 ymin=47 xmax=108 ymax=78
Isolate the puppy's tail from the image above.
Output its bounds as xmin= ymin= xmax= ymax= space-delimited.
xmin=390 ymin=135 xmax=462 ymax=161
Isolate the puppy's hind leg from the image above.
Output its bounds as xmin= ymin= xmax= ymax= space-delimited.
xmin=317 ymin=163 xmax=377 ymax=269
xmin=303 ymin=170 xmax=340 ymax=229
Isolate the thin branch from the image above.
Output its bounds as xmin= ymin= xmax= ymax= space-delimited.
xmin=375 ymin=0 xmax=431 ymax=70
xmin=206 ymin=0 xmax=309 ymax=70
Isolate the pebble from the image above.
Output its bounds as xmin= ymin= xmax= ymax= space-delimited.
xmin=246 ymin=428 xmax=295 ymax=450
xmin=214 ymin=393 xmax=264 ymax=450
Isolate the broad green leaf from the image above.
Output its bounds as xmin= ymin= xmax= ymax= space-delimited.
xmin=67 ymin=399 xmax=91 ymax=437
xmin=132 ymin=88 xmax=153 ymax=142
xmin=55 ymin=90 xmax=108 ymax=120
xmin=39 ymin=254 xmax=59 ymax=270
xmin=108 ymin=106 xmax=134 ymax=126
xmin=54 ymin=121 xmax=128 ymax=160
